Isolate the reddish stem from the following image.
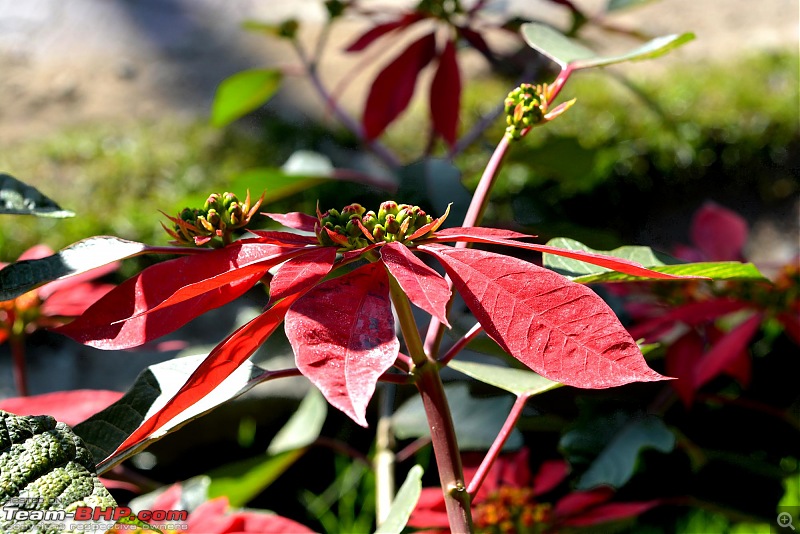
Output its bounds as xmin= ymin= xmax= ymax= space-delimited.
xmin=467 ymin=394 xmax=528 ymax=497
xmin=439 ymin=322 xmax=483 ymax=366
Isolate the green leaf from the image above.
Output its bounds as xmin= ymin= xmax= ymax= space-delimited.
xmin=561 ymin=414 xmax=675 ymax=489
xmin=211 ymin=68 xmax=282 ymax=127
xmin=0 ymin=173 xmax=74 ymax=217
xmin=521 ymin=22 xmax=694 ymax=70
xmin=0 ymin=411 xmax=117 ymax=533
xmin=375 ymin=465 xmax=424 ymax=534
xmin=267 ymin=387 xmax=327 ymax=455
xmin=207 ymin=449 xmax=305 ymax=508
xmin=447 ymin=359 xmax=562 ymax=397
xmin=543 ymin=237 xmax=766 ymax=282
xmin=0 ymin=237 xmax=148 ymax=301
xmin=393 ymin=383 xmax=523 ymax=450
xmin=74 ymin=354 xmax=265 ymax=473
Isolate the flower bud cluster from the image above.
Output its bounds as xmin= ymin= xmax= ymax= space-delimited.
xmin=504 ymin=83 xmax=548 ymax=139
xmin=164 ymin=190 xmax=263 ymax=246
xmin=316 ymin=201 xmax=437 ymax=250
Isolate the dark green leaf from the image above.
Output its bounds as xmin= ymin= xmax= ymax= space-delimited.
xmin=561 ymin=413 xmax=675 ymax=489
xmin=447 ymin=360 xmax=562 ymax=397
xmin=375 ymin=465 xmax=424 ymax=534
xmin=211 ymin=69 xmax=283 ymax=127
xmin=74 ymin=355 xmax=265 ymax=473
xmin=393 ymin=383 xmax=523 ymax=450
xmin=0 ymin=237 xmax=148 ymax=301
xmin=521 ymin=22 xmax=694 ymax=70
xmin=0 ymin=173 xmax=74 ymax=217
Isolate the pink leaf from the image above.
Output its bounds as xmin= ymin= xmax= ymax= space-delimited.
xmin=420 ymin=244 xmax=670 ymax=388
xmin=554 ymin=487 xmax=614 ymax=518
xmin=427 ymin=228 xmax=703 ymax=281
xmin=433 ymin=227 xmax=532 ymax=240
xmin=0 ymin=390 xmax=123 ymax=427
xmin=57 ymin=242 xmax=297 ymax=350
xmin=665 ymin=331 xmax=705 ymax=406
xmin=429 ymin=38 xmax=461 ymax=147
xmin=106 ymin=294 xmax=301 ymax=463
xmin=263 ymin=212 xmax=318 ymax=232
xmin=286 ymin=262 xmax=399 ymax=426
xmin=380 ymin=242 xmax=451 ymax=327
xmin=363 ymin=32 xmax=437 ymax=140
xmin=344 ymin=13 xmax=426 ymax=52
xmin=693 ymin=312 xmax=761 ymax=389
xmin=689 ymin=201 xmax=749 ymax=261
xmin=40 ymin=281 xmax=116 ymax=317
xmin=268 ymin=247 xmax=336 ymax=305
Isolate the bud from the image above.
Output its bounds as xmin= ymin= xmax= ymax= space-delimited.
xmin=378 ymin=201 xmax=399 ymax=221
xmin=504 ymin=83 xmax=547 ymax=139
xmin=384 ymin=214 xmax=400 ymax=234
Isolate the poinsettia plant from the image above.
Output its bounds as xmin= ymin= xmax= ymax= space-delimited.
xmin=0 ymin=13 xmax=768 ymax=533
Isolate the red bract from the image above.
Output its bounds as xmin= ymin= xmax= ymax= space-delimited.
xmin=430 ymin=38 xmax=461 ymax=148
xmin=410 ymin=447 xmax=661 ymax=532
xmin=61 ymin=202 xmax=696 ymax=461
xmin=143 ymin=483 xmax=313 ymax=533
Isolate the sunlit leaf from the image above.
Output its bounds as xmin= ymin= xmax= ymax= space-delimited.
xmin=267 ymin=387 xmax=328 ymax=455
xmin=521 ymin=22 xmax=694 ymax=70
xmin=0 ymin=237 xmax=150 ymax=301
xmin=447 ymin=359 xmax=562 ymax=397
xmin=0 ymin=173 xmax=74 ymax=217
xmin=420 ymin=244 xmax=669 ymax=388
xmin=211 ymin=68 xmax=283 ymax=127
xmin=90 ymin=295 xmax=301 ymax=472
xmin=375 ymin=465 xmax=424 ymax=534
xmin=543 ymin=237 xmax=766 ymax=282
xmin=286 ymin=262 xmax=399 ymax=427
xmin=380 ymin=242 xmax=451 ymax=327
xmin=74 ymin=355 xmax=266 ymax=472
xmin=57 ymin=241 xmax=299 ymax=349
xmin=206 ymin=450 xmax=305 ymax=509
xmin=267 ymin=247 xmax=336 ymax=305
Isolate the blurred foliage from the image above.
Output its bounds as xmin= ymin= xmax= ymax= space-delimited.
xmin=1 ymin=50 xmax=796 ymax=267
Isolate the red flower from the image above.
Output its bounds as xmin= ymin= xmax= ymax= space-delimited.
xmin=121 ymin=483 xmax=314 ymax=534
xmin=410 ymin=447 xmax=660 ymax=533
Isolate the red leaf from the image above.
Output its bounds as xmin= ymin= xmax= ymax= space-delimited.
xmin=430 ymin=38 xmax=461 ymax=147
xmin=554 ymin=487 xmax=614 ymax=517
xmin=285 ymin=262 xmax=399 ymax=426
xmin=432 ymin=226 xmax=532 ymax=240
xmin=247 ymin=230 xmax=318 ymax=246
xmin=40 ymin=281 xmax=115 ymax=317
xmin=380 ymin=242 xmax=451 ymax=327
xmin=263 ymin=212 xmax=318 ymax=232
xmin=268 ymin=247 xmax=336 ymax=305
xmin=665 ymin=330 xmax=705 ymax=406
xmin=533 ymin=459 xmax=569 ymax=496
xmin=57 ymin=242 xmax=297 ymax=349
xmin=689 ymin=201 xmax=748 ymax=261
xmin=560 ymin=500 xmax=663 ymax=527
xmin=420 ymin=244 xmax=669 ymax=388
xmin=344 ymin=13 xmax=426 ymax=52
xmin=0 ymin=390 xmax=123 ymax=427
xmin=456 ymin=25 xmax=494 ymax=60
xmin=363 ymin=32 xmax=437 ymax=140
xmin=427 ymin=228 xmax=702 ymax=281
xmin=693 ymin=312 xmax=761 ymax=389
xmin=627 ymin=297 xmax=750 ymax=341
xmin=106 ymin=294 xmax=301 ymax=463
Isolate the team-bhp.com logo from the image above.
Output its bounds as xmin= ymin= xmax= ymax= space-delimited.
xmin=3 ymin=498 xmax=188 ymax=531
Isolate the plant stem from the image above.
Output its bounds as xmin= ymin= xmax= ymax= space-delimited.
xmin=424 ymin=133 xmax=513 ymax=358
xmin=388 ymin=274 xmax=473 ymax=532
xmin=467 ymin=394 xmax=528 ymax=497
